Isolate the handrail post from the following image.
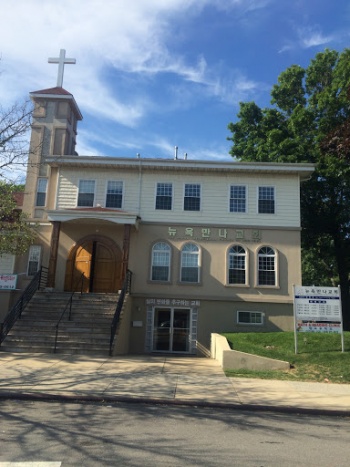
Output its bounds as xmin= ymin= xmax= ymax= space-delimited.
xmin=54 ymin=325 xmax=58 ymax=353
xmin=19 ymin=297 xmax=24 ymax=319
xmin=0 ymin=323 xmax=4 ymax=347
xmin=80 ymin=273 xmax=84 ymax=295
xmin=69 ymin=295 xmax=73 ymax=321
xmin=38 ymin=267 xmax=42 ymax=290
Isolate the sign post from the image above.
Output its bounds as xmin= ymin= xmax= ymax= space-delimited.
xmin=293 ymin=285 xmax=344 ymax=354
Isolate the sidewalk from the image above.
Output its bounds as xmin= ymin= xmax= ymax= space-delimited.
xmin=0 ymin=353 xmax=349 ymax=415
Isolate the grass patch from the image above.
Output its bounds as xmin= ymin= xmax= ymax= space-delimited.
xmin=222 ymin=331 xmax=350 ymax=383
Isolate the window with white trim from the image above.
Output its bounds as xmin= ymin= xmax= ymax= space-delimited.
xmin=180 ymin=243 xmax=200 ymax=283
xmin=258 ymin=186 xmax=275 ymax=214
xmin=151 ymin=242 xmax=171 ymax=281
xmin=230 ymin=185 xmax=246 ymax=213
xmin=258 ymin=246 xmax=276 ymax=286
xmin=27 ymin=245 xmax=42 ymax=276
xmin=237 ymin=311 xmax=263 ymax=325
xmin=228 ymin=245 xmax=247 ymax=284
xmin=184 ymin=184 xmax=200 ymax=211
xmin=36 ymin=178 xmax=47 ymax=207
xmin=78 ymin=180 xmax=95 ymax=207
xmin=155 ymin=183 xmax=172 ymax=210
xmin=106 ymin=181 xmax=123 ymax=208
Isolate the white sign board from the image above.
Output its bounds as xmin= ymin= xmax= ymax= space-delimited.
xmin=294 ymin=286 xmax=341 ymax=322
xmin=0 ymin=274 xmax=18 ymax=290
xmin=293 ymin=285 xmax=344 ymax=353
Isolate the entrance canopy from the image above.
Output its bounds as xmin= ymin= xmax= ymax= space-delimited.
xmin=47 ymin=207 xmax=140 ymax=227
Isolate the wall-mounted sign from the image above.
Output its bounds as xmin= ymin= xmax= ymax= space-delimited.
xmin=0 ymin=274 xmax=18 ymax=290
xmin=146 ymin=298 xmax=200 ymax=307
xmin=168 ymin=226 xmax=262 ymax=243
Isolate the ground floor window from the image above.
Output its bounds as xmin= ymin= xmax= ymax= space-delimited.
xmin=237 ymin=311 xmax=263 ymax=325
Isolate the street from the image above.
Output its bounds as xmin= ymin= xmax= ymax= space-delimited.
xmin=0 ymin=401 xmax=349 ymax=466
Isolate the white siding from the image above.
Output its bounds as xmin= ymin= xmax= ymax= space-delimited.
xmin=55 ymin=167 xmax=301 ymax=228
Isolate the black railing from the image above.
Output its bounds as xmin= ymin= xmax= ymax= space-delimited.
xmin=54 ymin=272 xmax=85 ymax=353
xmin=0 ymin=266 xmax=48 ymax=346
xmin=109 ymin=270 xmax=132 ymax=356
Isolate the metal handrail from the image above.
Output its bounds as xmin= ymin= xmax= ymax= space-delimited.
xmin=53 ymin=272 xmax=85 ymax=353
xmin=0 ymin=266 xmax=48 ymax=345
xmin=109 ymin=270 xmax=132 ymax=356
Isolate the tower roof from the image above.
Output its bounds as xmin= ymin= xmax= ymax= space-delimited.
xmin=30 ymin=87 xmax=83 ymax=120
xmin=30 ymin=86 xmax=73 ymax=96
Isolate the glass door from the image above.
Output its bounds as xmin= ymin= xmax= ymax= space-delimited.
xmin=153 ymin=307 xmax=191 ymax=352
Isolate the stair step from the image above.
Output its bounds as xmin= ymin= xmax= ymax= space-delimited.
xmin=1 ymin=290 xmax=127 ymax=356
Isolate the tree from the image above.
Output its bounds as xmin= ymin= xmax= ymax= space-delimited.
xmin=0 ymin=98 xmax=38 ymax=255
xmin=0 ymin=182 xmax=37 ymax=255
xmin=228 ymin=48 xmax=350 ymax=329
xmin=0 ymin=101 xmax=33 ymax=181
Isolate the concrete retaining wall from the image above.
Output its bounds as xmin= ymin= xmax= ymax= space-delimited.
xmin=211 ymin=333 xmax=290 ymax=371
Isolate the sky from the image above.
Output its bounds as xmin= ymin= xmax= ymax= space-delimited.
xmin=0 ymin=0 xmax=349 ymax=168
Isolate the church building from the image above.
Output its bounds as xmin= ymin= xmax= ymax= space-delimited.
xmin=0 ymin=51 xmax=314 ymax=356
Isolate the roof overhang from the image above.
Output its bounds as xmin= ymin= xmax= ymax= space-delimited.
xmin=45 ymin=156 xmax=315 ymax=180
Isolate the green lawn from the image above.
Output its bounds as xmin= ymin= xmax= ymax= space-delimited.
xmin=222 ymin=332 xmax=350 ymax=383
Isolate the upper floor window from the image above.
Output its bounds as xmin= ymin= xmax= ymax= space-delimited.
xmin=228 ymin=245 xmax=247 ymax=285
xmin=230 ymin=185 xmax=246 ymax=213
xmin=258 ymin=246 xmax=276 ymax=286
xmin=36 ymin=178 xmax=47 ymax=207
xmin=27 ymin=245 xmax=41 ymax=276
xmin=78 ymin=180 xmax=95 ymax=207
xmin=258 ymin=186 xmax=275 ymax=214
xmin=106 ymin=181 xmax=123 ymax=208
xmin=180 ymin=243 xmax=200 ymax=283
xmin=184 ymin=184 xmax=200 ymax=211
xmin=151 ymin=242 xmax=171 ymax=281
xmin=156 ymin=183 xmax=172 ymax=210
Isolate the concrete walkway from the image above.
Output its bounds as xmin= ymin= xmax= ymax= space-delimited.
xmin=0 ymin=353 xmax=349 ymax=415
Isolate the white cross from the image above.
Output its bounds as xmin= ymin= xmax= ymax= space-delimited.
xmin=48 ymin=49 xmax=76 ymax=87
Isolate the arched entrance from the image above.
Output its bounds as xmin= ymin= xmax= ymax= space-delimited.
xmin=64 ymin=235 xmax=122 ymax=293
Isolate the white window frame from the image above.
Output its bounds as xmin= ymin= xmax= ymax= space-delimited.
xmin=105 ymin=180 xmax=123 ymax=209
xmin=151 ymin=242 xmax=171 ymax=282
xmin=180 ymin=243 xmax=201 ymax=283
xmin=155 ymin=183 xmax=173 ymax=210
xmin=257 ymin=186 xmax=275 ymax=214
xmin=229 ymin=185 xmax=247 ymax=213
xmin=227 ymin=244 xmax=248 ymax=286
xmin=77 ymin=179 xmax=95 ymax=207
xmin=183 ymin=183 xmax=201 ymax=212
xmin=27 ymin=245 xmax=42 ymax=276
xmin=237 ymin=311 xmax=264 ymax=325
xmin=36 ymin=178 xmax=48 ymax=207
xmin=256 ymin=246 xmax=278 ymax=287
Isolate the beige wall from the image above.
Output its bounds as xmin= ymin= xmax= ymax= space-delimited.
xmin=129 ymin=223 xmax=301 ymax=301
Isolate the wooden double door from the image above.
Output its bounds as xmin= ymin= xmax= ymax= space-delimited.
xmin=65 ymin=237 xmax=122 ymax=293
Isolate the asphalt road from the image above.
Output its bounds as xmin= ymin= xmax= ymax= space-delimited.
xmin=0 ymin=400 xmax=349 ymax=466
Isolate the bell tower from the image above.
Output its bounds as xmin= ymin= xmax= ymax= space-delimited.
xmin=23 ymin=50 xmax=82 ymax=219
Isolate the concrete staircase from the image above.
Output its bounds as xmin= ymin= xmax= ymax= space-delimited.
xmin=0 ymin=291 xmax=120 ymax=355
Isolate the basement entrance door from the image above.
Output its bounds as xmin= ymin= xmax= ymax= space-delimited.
xmin=65 ymin=238 xmax=121 ymax=293
xmin=152 ymin=308 xmax=191 ymax=353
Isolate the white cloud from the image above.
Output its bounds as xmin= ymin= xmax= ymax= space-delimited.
xmin=298 ymin=26 xmax=333 ymax=48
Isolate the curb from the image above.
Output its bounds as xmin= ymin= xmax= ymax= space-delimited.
xmin=1 ymin=391 xmax=349 ymax=417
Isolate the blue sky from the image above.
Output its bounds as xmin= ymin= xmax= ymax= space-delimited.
xmin=0 ymin=0 xmax=349 ymax=167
